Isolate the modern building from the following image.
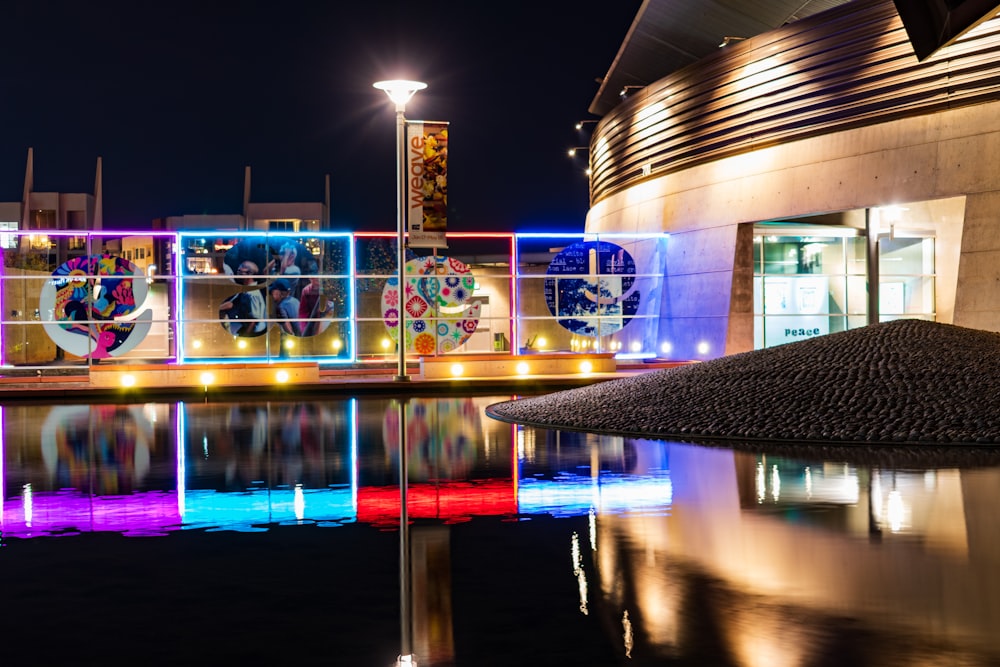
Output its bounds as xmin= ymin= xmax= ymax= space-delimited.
xmin=583 ymin=0 xmax=1000 ymax=359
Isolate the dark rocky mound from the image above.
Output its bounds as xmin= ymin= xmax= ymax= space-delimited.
xmin=486 ymin=319 xmax=1000 ymax=446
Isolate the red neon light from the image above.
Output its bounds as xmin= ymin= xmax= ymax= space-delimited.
xmin=357 ymin=479 xmax=517 ymax=526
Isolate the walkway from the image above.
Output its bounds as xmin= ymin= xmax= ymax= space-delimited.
xmin=0 ymin=361 xmax=680 ymax=402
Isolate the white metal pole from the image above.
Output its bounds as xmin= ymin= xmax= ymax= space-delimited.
xmin=395 ymin=108 xmax=409 ymax=381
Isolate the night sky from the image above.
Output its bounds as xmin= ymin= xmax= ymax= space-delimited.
xmin=1 ymin=1 xmax=641 ymax=232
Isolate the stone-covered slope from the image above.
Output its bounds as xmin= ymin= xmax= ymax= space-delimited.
xmin=487 ymin=319 xmax=1000 ymax=445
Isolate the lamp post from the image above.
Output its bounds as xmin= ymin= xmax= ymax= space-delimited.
xmin=374 ymin=79 xmax=427 ymax=381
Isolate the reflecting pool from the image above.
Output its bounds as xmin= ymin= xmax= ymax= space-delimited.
xmin=2 ymin=396 xmax=1000 ymax=666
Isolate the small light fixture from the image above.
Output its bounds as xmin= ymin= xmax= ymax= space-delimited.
xmin=192 ymin=339 xmax=203 ymax=349
xmin=575 ymin=120 xmax=597 ymax=130
xmin=697 ymin=341 xmax=710 ymax=355
xmin=450 ymin=363 xmax=464 ymax=378
xmin=719 ymin=36 xmax=746 ymax=48
xmin=579 ymin=360 xmax=594 ymax=374
xmin=284 ymin=339 xmax=295 ymax=350
xmin=619 ymin=85 xmax=643 ymax=98
xmin=120 ymin=374 xmax=136 ymax=388
xmin=567 ymin=147 xmax=588 ymax=158
xmin=660 ymin=341 xmax=672 ymax=356
xmin=536 ymin=336 xmax=547 ymax=350
xmin=515 ymin=361 xmax=530 ymax=375
xmin=275 ymin=370 xmax=290 ymax=384
xmin=331 ymin=338 xmax=343 ymax=352
xmin=237 ymin=339 xmax=248 ymax=350
xmin=200 ymin=372 xmax=215 ymax=387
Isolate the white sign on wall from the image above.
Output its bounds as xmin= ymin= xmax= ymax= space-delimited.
xmin=763 ymin=276 xmax=830 ymax=346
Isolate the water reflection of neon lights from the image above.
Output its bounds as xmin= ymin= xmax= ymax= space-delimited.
xmin=22 ymin=483 xmax=32 ymax=528
xmin=571 ymin=531 xmax=589 ymax=615
xmin=177 ymin=402 xmax=186 ymax=519
xmin=622 ymin=610 xmax=634 ymax=659
xmin=0 ymin=405 xmax=4 ymax=531
xmin=518 ymin=474 xmax=672 ymax=517
xmin=294 ymin=484 xmax=305 ymax=521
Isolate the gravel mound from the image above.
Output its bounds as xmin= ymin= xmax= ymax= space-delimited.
xmin=486 ymin=319 xmax=1000 ymax=447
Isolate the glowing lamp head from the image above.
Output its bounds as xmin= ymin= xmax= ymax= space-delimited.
xmin=373 ymin=80 xmax=427 ymax=110
xmin=200 ymin=372 xmax=215 ymax=387
xmin=579 ymin=360 xmax=594 ymax=374
xmin=515 ymin=361 xmax=530 ymax=375
xmin=275 ymin=370 xmax=290 ymax=384
xmin=450 ymin=363 xmax=464 ymax=378
xmin=120 ymin=374 xmax=136 ymax=388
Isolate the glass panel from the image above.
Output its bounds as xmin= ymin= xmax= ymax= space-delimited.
xmin=514 ymin=233 xmax=668 ymax=358
xmin=847 ymin=237 xmax=867 ymax=275
xmin=354 ymin=234 xmax=515 ymax=360
xmin=879 ymin=237 xmax=931 ymax=276
xmin=177 ymin=233 xmax=352 ymax=363
xmin=846 ymin=276 xmax=869 ymax=316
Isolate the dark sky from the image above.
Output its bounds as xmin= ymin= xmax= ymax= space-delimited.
xmin=0 ymin=1 xmax=640 ymax=232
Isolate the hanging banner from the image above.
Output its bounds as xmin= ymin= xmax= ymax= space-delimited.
xmin=405 ymin=121 xmax=449 ymax=248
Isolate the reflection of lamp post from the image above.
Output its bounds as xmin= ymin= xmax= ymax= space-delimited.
xmin=395 ymin=398 xmax=413 ymax=666
xmin=374 ymin=79 xmax=427 ymax=381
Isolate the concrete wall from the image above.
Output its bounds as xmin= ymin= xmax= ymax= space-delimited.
xmin=587 ymin=101 xmax=1000 ymax=358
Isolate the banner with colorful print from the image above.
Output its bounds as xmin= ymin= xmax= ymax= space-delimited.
xmin=405 ymin=121 xmax=448 ymax=249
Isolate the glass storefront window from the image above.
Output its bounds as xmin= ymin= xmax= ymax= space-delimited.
xmin=754 ymin=221 xmax=935 ymax=349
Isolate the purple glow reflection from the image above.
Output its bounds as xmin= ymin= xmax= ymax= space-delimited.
xmin=2 ymin=489 xmax=181 ymax=538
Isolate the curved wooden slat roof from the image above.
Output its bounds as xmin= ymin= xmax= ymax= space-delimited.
xmin=589 ymin=0 xmax=854 ymax=116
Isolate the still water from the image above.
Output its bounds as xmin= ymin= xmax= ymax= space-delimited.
xmin=1 ymin=395 xmax=999 ymax=666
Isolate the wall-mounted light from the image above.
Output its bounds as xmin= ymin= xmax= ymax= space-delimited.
xmin=567 ymin=146 xmax=589 ymax=157
xmin=619 ymin=85 xmax=643 ymax=98
xmin=575 ymin=120 xmax=597 ymax=130
xmin=719 ymin=36 xmax=746 ymax=48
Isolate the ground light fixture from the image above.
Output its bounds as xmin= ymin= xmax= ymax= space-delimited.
xmin=373 ymin=79 xmax=427 ymax=382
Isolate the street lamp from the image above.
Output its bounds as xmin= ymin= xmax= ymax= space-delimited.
xmin=374 ymin=79 xmax=426 ymax=381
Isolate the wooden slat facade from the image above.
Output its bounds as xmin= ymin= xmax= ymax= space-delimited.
xmin=589 ymin=0 xmax=1000 ymax=205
